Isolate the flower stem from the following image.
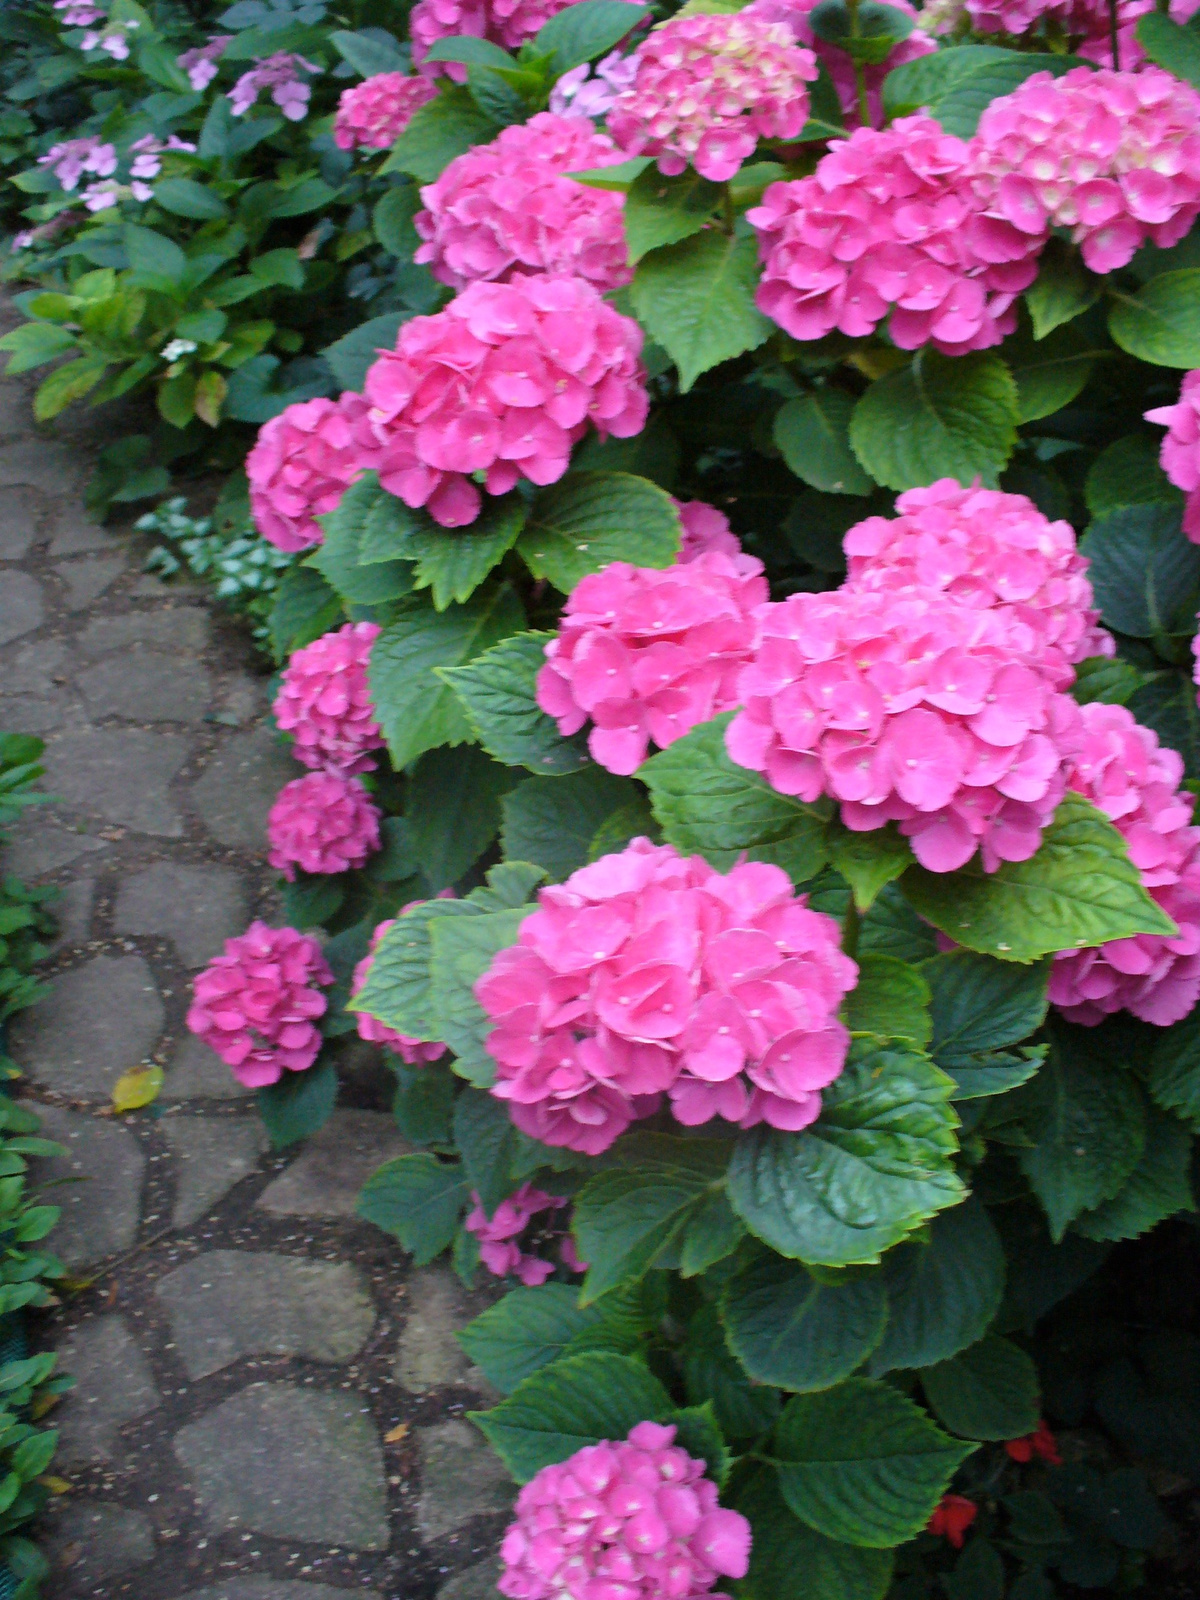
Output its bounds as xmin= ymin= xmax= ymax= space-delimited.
xmin=842 ymin=897 xmax=861 ymax=960
xmin=846 ymin=0 xmax=872 ymax=127
xmin=1108 ymin=0 xmax=1121 ymax=67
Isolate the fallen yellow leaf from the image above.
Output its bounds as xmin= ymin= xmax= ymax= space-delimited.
xmin=112 ymin=1063 xmax=163 ymax=1114
xmin=384 ymin=1423 xmax=410 ymax=1444
xmin=39 ymin=1476 xmax=71 ymax=1495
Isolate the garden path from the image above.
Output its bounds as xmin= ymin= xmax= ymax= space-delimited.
xmin=0 ymin=295 xmax=508 ymax=1600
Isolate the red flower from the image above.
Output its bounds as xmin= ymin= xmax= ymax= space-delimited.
xmin=1005 ymin=1420 xmax=1062 ymax=1466
xmin=927 ymin=1495 xmax=977 ymax=1548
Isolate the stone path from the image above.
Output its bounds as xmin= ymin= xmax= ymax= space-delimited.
xmin=0 ymin=300 xmax=509 ymax=1600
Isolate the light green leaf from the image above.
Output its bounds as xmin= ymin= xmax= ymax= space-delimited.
xmin=1073 ymin=1105 xmax=1194 ymax=1242
xmin=630 ymin=229 xmax=772 ymax=393
xmin=735 ymin=1470 xmax=894 ymax=1600
xmin=1081 ymin=502 xmax=1200 ymax=641
xmin=722 ymin=1251 xmax=888 ymax=1392
xmin=774 ymin=390 xmax=875 ymax=496
xmin=517 ymin=471 xmax=681 ymax=594
xmin=501 ymin=766 xmax=643 ymax=881
xmin=405 ymin=493 xmax=526 ymax=610
xmin=0 ymin=320 xmax=77 ymax=376
xmin=533 ymin=0 xmax=648 ymax=71
xmin=458 ymin=1282 xmax=650 ymax=1394
xmin=355 ymin=1152 xmax=467 ymax=1265
xmin=1108 ymin=269 xmax=1200 ymax=367
xmin=1025 ymin=237 xmax=1099 ymax=340
xmin=381 ymin=86 xmax=501 ymax=180
xmin=623 ymin=166 xmax=721 ymax=262
xmin=352 ymin=897 xmax=483 ymax=1040
xmin=829 ymin=825 xmax=915 ymax=912
xmin=843 ymin=954 xmax=932 ymax=1049
xmin=430 ymin=906 xmax=536 ymax=1085
xmin=1136 ymin=11 xmax=1200 ymax=93
xmin=33 ymin=356 xmax=107 ymax=420
xmin=921 ymin=1334 xmax=1040 ymax=1441
xmin=439 ymin=630 xmax=591 ymax=776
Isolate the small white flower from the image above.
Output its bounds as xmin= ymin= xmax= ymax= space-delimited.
xmin=161 ymin=338 xmax=198 ymax=362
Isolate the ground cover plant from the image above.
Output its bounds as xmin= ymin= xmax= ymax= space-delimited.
xmin=12 ymin=0 xmax=1200 ymax=1593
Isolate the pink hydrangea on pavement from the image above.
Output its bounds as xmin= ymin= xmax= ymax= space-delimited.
xmin=361 ymin=273 xmax=647 ymax=527
xmin=536 ymin=549 xmax=768 ymax=774
xmin=186 ymin=922 xmax=333 ymax=1088
xmin=607 ymin=12 xmax=819 ymax=181
xmin=748 ymin=115 xmax=1041 ymax=355
xmin=475 ymin=838 xmax=858 ymax=1152
xmin=411 ymin=0 xmax=578 ymax=77
xmin=1050 ymin=704 xmax=1200 ymax=1025
xmin=726 ymin=586 xmax=1084 ymax=874
xmin=843 ymin=479 xmax=1113 ymax=681
xmin=968 ymin=66 xmax=1200 ymax=273
xmin=267 ymin=771 xmax=381 ymax=880
xmin=465 ymin=1184 xmax=583 ymax=1285
xmin=246 ymin=392 xmax=379 ymax=553
xmin=334 ymin=73 xmax=437 ymax=151
xmin=413 ymin=113 xmax=631 ymax=293
xmin=228 ymin=52 xmax=320 ymax=119
xmin=1146 ymin=370 xmax=1200 ymax=541
xmin=273 ymin=621 xmax=385 ymax=775
xmin=498 ymin=1420 xmax=752 ymax=1600
xmin=350 ymin=907 xmax=452 ymax=1063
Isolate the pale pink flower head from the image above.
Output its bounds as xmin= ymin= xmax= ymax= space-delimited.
xmin=476 ymin=838 xmax=858 ymax=1152
xmin=726 ymin=585 xmax=1085 ymax=874
xmin=274 ymin=621 xmax=385 ymax=776
xmin=749 ymin=115 xmax=1042 ymax=355
xmin=676 ymin=499 xmax=743 ymax=562
xmin=38 ymin=136 xmax=117 ymax=193
xmin=549 ymin=49 xmax=639 ymax=119
xmin=536 ymin=548 xmax=768 ymax=775
xmin=1146 ymin=370 xmax=1200 ymax=542
xmin=414 ymin=113 xmax=632 ymax=294
xmin=351 ymin=906 xmax=452 ymax=1063
xmin=334 ymin=73 xmax=437 ymax=151
xmin=465 ymin=1183 xmax=585 ymax=1285
xmin=128 ymin=133 xmax=196 ymax=183
xmin=969 ymin=66 xmax=1200 ymax=274
xmin=843 ymin=479 xmax=1113 ymax=681
xmin=246 ymin=392 xmax=380 ymax=553
xmin=186 ymin=920 xmax=333 ymax=1088
xmin=55 ymin=0 xmax=103 ymax=24
xmin=498 ymin=1421 xmax=752 ymax=1600
xmin=177 ymin=35 xmax=231 ymax=92
xmin=80 ymin=18 xmax=137 ymax=58
xmin=607 ymin=12 xmax=819 ymax=181
xmin=361 ymin=273 xmax=648 ymax=528
xmin=228 ymin=52 xmax=320 ymax=120
xmin=267 ymin=771 xmax=382 ymax=881
xmin=412 ymin=0 xmax=579 ymax=78
xmin=1050 ymin=703 xmax=1200 ymax=1025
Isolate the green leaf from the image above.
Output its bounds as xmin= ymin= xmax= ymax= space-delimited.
xmin=268 ymin=566 xmax=343 ymax=664
xmin=849 ymin=351 xmax=1018 ymax=492
xmin=382 ymin=86 xmax=502 ymax=180
xmin=843 ymin=954 xmax=932 ymax=1049
xmin=423 ymin=36 xmax=518 ymax=69
xmin=153 ymin=178 xmax=229 ymax=220
xmin=630 ymin=229 xmax=772 ymax=393
xmin=945 ymin=1538 xmax=1006 ymax=1600
xmin=321 ymin=312 xmax=410 ymax=392
xmin=256 ymin=1059 xmax=337 ymax=1151
xmin=373 ymin=184 xmax=421 ymax=260
xmin=501 ymin=766 xmax=642 ymax=881
xmin=391 ymin=1061 xmax=456 ymax=1147
xmin=33 ymin=357 xmax=107 ymax=421
xmin=406 ymin=494 xmax=527 ymax=610
xmin=946 ymin=1046 xmax=1046 ymax=1101
xmin=1070 ymin=655 xmax=1150 ymax=708
xmin=471 ymin=1350 xmax=672 ymax=1482
xmin=680 ymin=1303 xmax=782 ymax=1440
xmin=533 ymin=0 xmax=648 ymax=71
xmin=735 ymin=1469 xmax=894 ymax=1600
xmin=573 ymin=1134 xmax=739 ymax=1303
xmin=775 ymin=390 xmax=875 ymax=496
xmin=330 ymin=27 xmax=408 ymax=75
xmin=829 ymin=825 xmax=915 ymax=912
xmin=1025 ymin=237 xmax=1099 ymax=340
xmin=1005 ymin=321 xmax=1100 ymax=425
xmin=430 ymin=906 xmax=537 ymax=1084
xmin=669 ymin=1401 xmax=732 ymax=1487
xmin=309 ymin=475 xmax=414 ymax=605
xmin=369 ymin=585 xmax=525 ymax=768
xmin=440 ymin=630 xmax=590 ymax=776
xmin=1073 ymin=1105 xmax=1194 ymax=1242
xmin=355 ymin=1152 xmax=467 ymax=1265
xmin=1147 ymin=1006 xmax=1200 ymax=1130
xmin=869 ymin=1198 xmax=1006 ymax=1375
xmin=1136 ymin=10 xmax=1200 ymax=92
xmin=1109 ymin=269 xmax=1200 ymax=367
xmin=923 ymin=950 xmax=1050 ymax=1070
xmin=773 ymin=1378 xmax=976 ymax=1547
xmin=123 ymin=223 xmax=187 ymax=293
xmin=0 ymin=321 xmax=76 ymax=376
xmin=406 ymin=744 xmax=515 ymax=890
xmin=1085 ymin=433 xmax=1180 ymax=519
xmin=352 ymin=898 xmax=483 ymax=1040
xmin=900 ymin=793 xmax=1178 ymax=964
xmin=641 ymin=714 xmax=831 ymax=883
xmin=922 ymin=1334 xmax=1040 ymax=1441
xmin=1081 ymin=502 xmax=1200 ymax=641
xmin=881 ymin=45 xmax=1080 ymax=137
xmin=727 ymin=1038 xmax=964 ymax=1267
xmin=453 ymin=1089 xmax=532 ymax=1214
xmin=458 ymin=1282 xmax=649 ymax=1393
xmin=517 ymin=471 xmax=681 ymax=594
xmin=721 ymin=1251 xmax=887 ymax=1392
xmin=623 ymin=167 xmax=721 ymax=262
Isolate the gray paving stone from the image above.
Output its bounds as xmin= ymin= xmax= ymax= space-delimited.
xmin=416 ymin=1421 xmax=514 ymax=1541
xmin=75 ymin=607 xmax=210 ymax=659
xmin=395 ymin=1266 xmax=496 ymax=1396
xmin=49 ymin=509 xmax=120 ymax=555
xmin=0 ymin=485 xmax=40 ymax=558
xmin=163 ymin=1032 xmax=254 ymax=1101
xmin=54 ymin=1314 xmax=161 ymax=1467
xmin=156 ymin=1249 xmax=375 ymax=1378
xmin=80 ymin=647 xmax=213 ymax=722
xmin=0 ymin=818 xmax=106 ymax=879
xmin=190 ymin=725 xmax=298 ymax=849
xmin=0 ymin=636 xmax=68 ymax=692
xmin=437 ymin=1557 xmax=503 ymax=1600
xmin=257 ymin=1110 xmax=411 ymax=1220
xmin=172 ymin=1582 xmax=381 ymax=1600
xmin=11 ymin=953 xmax=163 ymax=1098
xmin=0 ymin=571 xmax=43 ymax=646
xmin=0 ymin=692 xmax=68 ymax=732
xmin=161 ymin=1119 xmax=267 ymax=1229
xmin=35 ymin=1106 xmax=146 ymax=1269
xmin=45 ymin=1499 xmax=155 ymax=1585
xmin=45 ymin=873 xmax=96 ymax=954
xmin=58 ymin=555 xmax=124 ymax=611
xmin=42 ymin=727 xmax=189 ymax=836
xmin=114 ymin=861 xmax=247 ymax=967
xmin=173 ymin=1382 xmax=389 ymax=1550
xmin=0 ymin=437 xmax=81 ymax=494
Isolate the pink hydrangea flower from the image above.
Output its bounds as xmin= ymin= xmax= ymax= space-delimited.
xmin=968 ymin=66 xmax=1200 ymax=274
xmin=186 ymin=921 xmax=333 ymax=1088
xmin=267 ymin=771 xmax=382 ymax=880
xmin=412 ymin=0 xmax=579 ymax=77
xmin=536 ymin=549 xmax=768 ymax=775
xmin=499 ymin=1421 xmax=752 ymax=1600
xmin=361 ymin=273 xmax=648 ymax=528
xmin=843 ymin=480 xmax=1113 ymax=683
xmin=748 ymin=115 xmax=1041 ymax=355
xmin=726 ymin=586 xmax=1084 ymax=874
xmin=229 ymin=52 xmax=320 ymax=120
xmin=414 ymin=113 xmax=631 ymax=294
xmin=476 ymin=838 xmax=858 ymax=1153
xmin=177 ymin=35 xmax=231 ymax=91
xmin=350 ymin=908 xmax=452 ymax=1063
xmin=274 ymin=621 xmax=385 ymax=775
xmin=676 ymin=499 xmax=743 ymax=562
xmin=334 ymin=73 xmax=437 ymax=151
xmin=246 ymin=393 xmax=380 ymax=553
xmin=54 ymin=0 xmax=104 ymax=25
xmin=80 ymin=18 xmax=138 ymax=58
xmin=1050 ymin=704 xmax=1200 ymax=1025
xmin=128 ymin=133 xmax=197 ymax=185
xmin=37 ymin=137 xmax=117 ymax=192
xmin=607 ymin=13 xmax=818 ymax=182
xmin=1146 ymin=370 xmax=1200 ymax=542
xmin=465 ymin=1183 xmax=585 ymax=1285
xmin=549 ymin=50 xmax=639 ymax=119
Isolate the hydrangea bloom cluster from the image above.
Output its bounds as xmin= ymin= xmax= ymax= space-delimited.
xmin=361 ymin=274 xmax=647 ymax=527
xmin=1146 ymin=370 xmax=1200 ymax=541
xmin=726 ymin=587 xmax=1084 ymax=873
xmin=266 ymin=772 xmax=382 ymax=880
xmin=464 ymin=1184 xmax=584 ymax=1285
xmin=411 ymin=0 xmax=577 ymax=76
xmin=535 ymin=547 xmax=768 ymax=775
xmin=187 ymin=922 xmax=333 ymax=1088
xmin=177 ymin=35 xmax=231 ymax=92
xmin=273 ymin=622 xmax=385 ymax=775
xmin=54 ymin=0 xmax=103 ymax=24
xmin=549 ymin=50 xmax=638 ymax=119
xmin=842 ymin=479 xmax=1113 ymax=681
xmin=748 ymin=115 xmax=1041 ymax=354
xmin=607 ymin=13 xmax=819 ymax=182
xmin=125 ymin=134 xmax=197 ymax=203
xmin=498 ymin=1421 xmax=752 ymax=1600
xmin=677 ymin=499 xmax=742 ymax=561
xmin=333 ymin=73 xmax=437 ymax=151
xmin=246 ymin=393 xmax=378 ymax=553
xmin=80 ymin=16 xmax=138 ymax=58
xmin=228 ymin=53 xmax=320 ymax=120
xmin=350 ymin=909 xmax=451 ymax=1063
xmin=968 ymin=66 xmax=1200 ymax=273
xmin=1049 ymin=703 xmax=1200 ymax=1025
xmin=38 ymin=137 xmax=116 ymax=193
xmin=413 ymin=114 xmax=631 ymax=294
xmin=476 ymin=839 xmax=858 ymax=1153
